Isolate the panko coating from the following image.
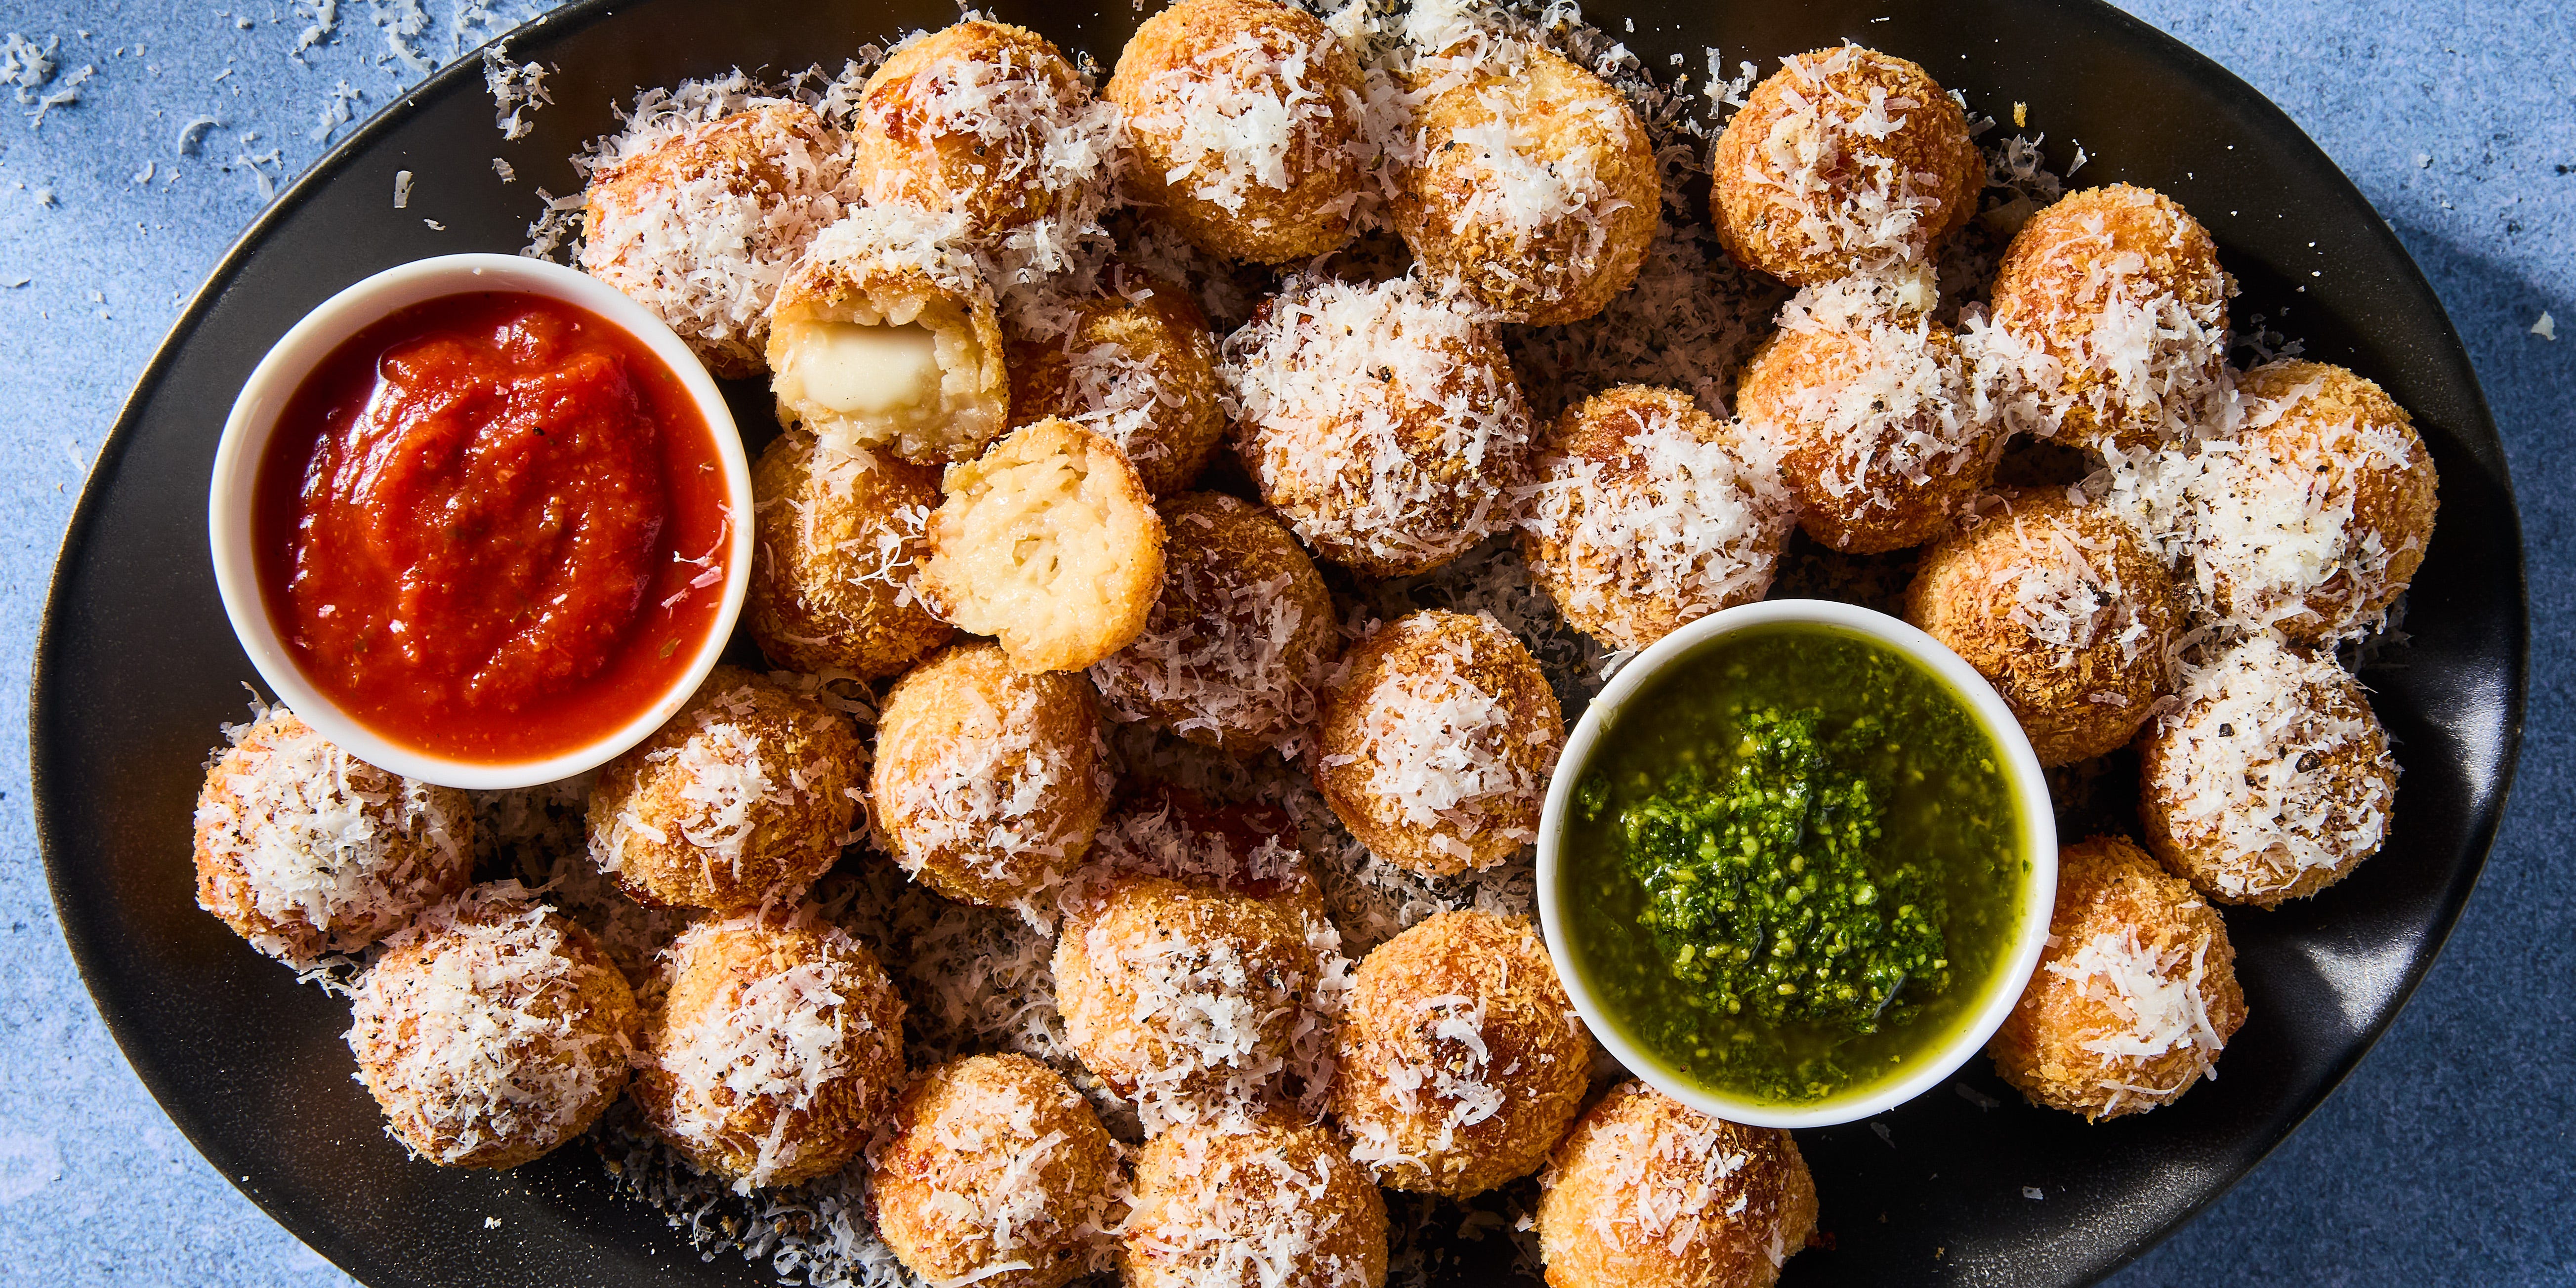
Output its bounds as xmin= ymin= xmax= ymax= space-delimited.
xmin=768 ymin=208 xmax=1011 ymax=465
xmin=1989 ymin=184 xmax=2233 ymax=455
xmin=851 ymin=20 xmax=1115 ymax=237
xmin=1903 ymin=489 xmax=2185 ymax=765
xmin=2138 ymin=635 xmax=2399 ymax=908
xmin=1009 ymin=272 xmax=1228 ymax=498
xmin=1987 ymin=835 xmax=2248 ymax=1120
xmin=1736 ymin=281 xmax=2006 ymax=553
xmin=920 ymin=418 xmax=1168 ymax=672
xmin=746 ymin=432 xmax=953 ymax=678
xmin=872 ymin=1054 xmax=1120 ymax=1288
xmin=1391 ymin=44 xmax=1659 ymax=325
xmin=1054 ymin=871 xmax=1335 ymax=1128
xmin=1123 ymin=1116 xmax=1389 ymax=1288
xmin=1518 ymin=385 xmax=1793 ymax=651
xmin=1106 ymin=0 xmax=1368 ymax=264
xmin=1088 ymin=783 xmax=1324 ymax=916
xmin=2177 ymin=359 xmax=2440 ymax=642
xmin=1536 ymin=1081 xmax=1819 ymax=1288
xmin=1331 ymin=911 xmax=1590 ymax=1198
xmin=1223 ymin=274 xmax=1535 ymax=578
xmin=586 ymin=665 xmax=864 ymax=912
xmin=632 ymin=908 xmax=907 ymax=1190
xmin=582 ymin=100 xmax=854 ymax=378
xmin=193 ymin=706 xmax=474 ymax=968
xmin=1708 ymin=46 xmax=1982 ymax=287
xmin=1313 ymin=611 xmax=1565 ymax=877
xmin=345 ymin=882 xmax=638 ymax=1170
xmin=870 ymin=641 xmax=1114 ymax=909
xmin=1088 ymin=492 xmax=1340 ymax=754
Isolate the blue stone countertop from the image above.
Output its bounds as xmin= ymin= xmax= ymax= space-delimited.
xmin=0 ymin=1 xmax=2565 ymax=1284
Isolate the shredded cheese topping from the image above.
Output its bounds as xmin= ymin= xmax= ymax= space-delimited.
xmin=2042 ymin=925 xmax=2226 ymax=1116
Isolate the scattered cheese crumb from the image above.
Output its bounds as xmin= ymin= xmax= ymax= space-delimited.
xmin=2534 ymin=311 xmax=2556 ymax=341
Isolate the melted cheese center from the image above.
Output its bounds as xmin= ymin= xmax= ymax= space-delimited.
xmin=794 ymin=322 xmax=941 ymax=415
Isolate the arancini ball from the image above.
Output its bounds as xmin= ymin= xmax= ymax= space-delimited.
xmin=871 ymin=1053 xmax=1121 ymax=1288
xmin=850 ymin=20 xmax=1115 ymax=238
xmin=746 ymin=432 xmax=954 ymax=679
xmin=1122 ymin=1116 xmax=1389 ymax=1288
xmin=1536 ymin=1080 xmax=1820 ymax=1288
xmin=1008 ymin=272 xmax=1228 ymax=498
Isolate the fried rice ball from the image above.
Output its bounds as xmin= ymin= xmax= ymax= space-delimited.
xmin=1054 ymin=872 xmax=1334 ymax=1128
xmin=920 ymin=418 xmax=1168 ymax=672
xmin=345 ymin=882 xmax=638 ymax=1170
xmin=768 ymin=208 xmax=1011 ymax=466
xmin=586 ymin=665 xmax=864 ymax=912
xmin=1518 ymin=385 xmax=1793 ymax=651
xmin=1331 ymin=911 xmax=1590 ymax=1198
xmin=1989 ymin=184 xmax=2233 ymax=454
xmin=1224 ymin=274 xmax=1535 ymax=578
xmin=582 ymin=100 xmax=854 ymax=378
xmin=1536 ymin=1080 xmax=1819 ymax=1288
xmin=2178 ymin=359 xmax=2440 ymax=642
xmin=1987 ymin=835 xmax=2248 ymax=1121
xmin=1088 ymin=492 xmax=1340 ymax=754
xmin=1736 ymin=281 xmax=2006 ymax=553
xmin=1312 ymin=611 xmax=1566 ymax=877
xmin=851 ymin=20 xmax=1114 ymax=238
xmin=2138 ymin=635 xmax=2399 ymax=908
xmin=1009 ymin=272 xmax=1228 ymax=497
xmin=193 ymin=706 xmax=474 ymax=969
xmin=747 ymin=432 xmax=954 ymax=678
xmin=872 ymin=1054 xmax=1121 ymax=1288
xmin=870 ymin=641 xmax=1114 ymax=909
xmin=1123 ymin=1116 xmax=1389 ymax=1288
xmin=633 ymin=908 xmax=907 ymax=1190
xmin=1106 ymin=0 xmax=1367 ymax=264
xmin=1708 ymin=46 xmax=1982 ymax=288
xmin=1392 ymin=44 xmax=1658 ymax=326
xmin=1903 ymin=490 xmax=2185 ymax=765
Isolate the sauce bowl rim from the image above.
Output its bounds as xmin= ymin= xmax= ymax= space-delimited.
xmin=1535 ymin=596 xmax=2060 ymax=1129
xmin=205 ymin=252 xmax=754 ymax=791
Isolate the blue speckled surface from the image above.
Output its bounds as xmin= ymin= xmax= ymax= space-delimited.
xmin=0 ymin=1 xmax=2564 ymax=1284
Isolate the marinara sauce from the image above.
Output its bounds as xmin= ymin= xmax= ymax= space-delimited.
xmin=255 ymin=291 xmax=731 ymax=762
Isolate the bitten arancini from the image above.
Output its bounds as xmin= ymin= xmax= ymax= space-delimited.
xmin=1708 ymin=46 xmax=1982 ymax=287
xmin=1903 ymin=490 xmax=2184 ymax=765
xmin=746 ymin=432 xmax=954 ymax=678
xmin=581 ymin=100 xmax=854 ymax=378
xmin=1392 ymin=43 xmax=1658 ymax=326
xmin=1987 ymin=835 xmax=2247 ymax=1120
xmin=2177 ymin=358 xmax=2439 ymax=642
xmin=850 ymin=20 xmax=1115 ymax=237
xmin=2138 ymin=635 xmax=2399 ymax=908
xmin=1008 ymin=271 xmax=1228 ymax=499
xmin=586 ymin=665 xmax=864 ymax=912
xmin=194 ymin=705 xmax=474 ymax=969
xmin=1518 ymin=385 xmax=1793 ymax=652
xmin=345 ymin=882 xmax=638 ymax=1170
xmin=1313 ymin=611 xmax=1565 ymax=877
xmin=870 ymin=641 xmax=1114 ymax=910
xmin=1536 ymin=1081 xmax=1820 ymax=1288
xmin=632 ymin=908 xmax=907 ymax=1190
xmin=872 ymin=1054 xmax=1120 ymax=1288
xmin=1988 ymin=184 xmax=2232 ymax=455
xmin=920 ymin=417 xmax=1168 ymax=673
xmin=1331 ymin=911 xmax=1590 ymax=1199
xmin=1123 ymin=1116 xmax=1389 ymax=1288
xmin=1106 ymin=0 xmax=1368 ymax=264
xmin=1088 ymin=492 xmax=1340 ymax=755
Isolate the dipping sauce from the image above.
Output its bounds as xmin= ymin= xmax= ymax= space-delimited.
xmin=253 ymin=291 xmax=731 ymax=763
xmin=1559 ymin=624 xmax=2025 ymax=1105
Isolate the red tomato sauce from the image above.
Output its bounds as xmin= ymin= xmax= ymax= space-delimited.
xmin=255 ymin=291 xmax=732 ymax=763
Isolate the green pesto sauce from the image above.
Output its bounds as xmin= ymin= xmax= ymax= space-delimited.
xmin=1563 ymin=624 xmax=2024 ymax=1106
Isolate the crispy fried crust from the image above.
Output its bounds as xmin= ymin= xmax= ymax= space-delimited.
xmin=1330 ymin=911 xmax=1590 ymax=1198
xmin=872 ymin=1054 xmax=1119 ymax=1288
xmin=1986 ymin=835 xmax=2248 ymax=1120
xmin=1008 ymin=276 xmax=1227 ymax=497
xmin=1393 ymin=46 xmax=1659 ymax=325
xmin=1536 ymin=1080 xmax=1819 ymax=1288
xmin=852 ymin=20 xmax=1095 ymax=236
xmin=1903 ymin=490 xmax=2183 ymax=765
xmin=585 ymin=665 xmax=863 ymax=912
xmin=747 ymin=433 xmax=954 ymax=678
xmin=1123 ymin=1116 xmax=1390 ymax=1288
